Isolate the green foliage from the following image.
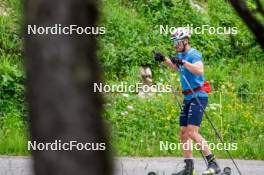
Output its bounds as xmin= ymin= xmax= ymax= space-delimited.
xmin=99 ymin=0 xmax=264 ymax=78
xmin=0 ymin=111 xmax=28 ymax=155
xmin=98 ymin=1 xmax=161 ymax=79
xmin=0 ymin=57 xmax=25 ymax=114
xmin=0 ymin=0 xmax=25 ymax=115
xmin=0 ymin=0 xmax=27 ymax=154
xmin=102 ymin=60 xmax=264 ymax=159
xmin=104 ymin=89 xmax=264 ymax=159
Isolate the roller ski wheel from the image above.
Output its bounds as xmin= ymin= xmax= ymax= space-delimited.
xmin=221 ymin=167 xmax=231 ymax=175
xmin=147 ymin=172 xmax=157 ymax=175
xmin=203 ymin=166 xmax=231 ymax=175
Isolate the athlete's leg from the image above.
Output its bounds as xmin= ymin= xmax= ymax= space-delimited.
xmin=187 ymin=97 xmax=211 ymax=155
xmin=187 ymin=97 xmax=220 ymax=174
xmin=180 ymin=126 xmax=193 ymax=158
xmin=179 ymin=100 xmax=193 ymax=158
xmin=175 ymin=101 xmax=195 ymax=175
xmin=187 ymin=125 xmax=211 ymax=155
xmin=188 ymin=125 xmax=220 ymax=175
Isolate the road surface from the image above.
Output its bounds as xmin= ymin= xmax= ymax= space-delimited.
xmin=0 ymin=156 xmax=263 ymax=175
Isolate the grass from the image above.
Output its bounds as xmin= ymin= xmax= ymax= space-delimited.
xmin=0 ymin=112 xmax=28 ymax=155
xmin=103 ymin=61 xmax=264 ymax=159
xmin=0 ymin=0 xmax=27 ymax=155
xmin=0 ymin=57 xmax=27 ymax=155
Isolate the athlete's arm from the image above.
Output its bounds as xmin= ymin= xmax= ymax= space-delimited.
xmin=164 ymin=57 xmax=179 ymax=71
xmin=183 ymin=61 xmax=203 ymax=75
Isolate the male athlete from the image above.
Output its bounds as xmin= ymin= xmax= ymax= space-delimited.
xmin=154 ymin=27 xmax=220 ymax=175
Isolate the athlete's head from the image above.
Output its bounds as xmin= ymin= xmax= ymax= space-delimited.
xmin=171 ymin=27 xmax=191 ymax=52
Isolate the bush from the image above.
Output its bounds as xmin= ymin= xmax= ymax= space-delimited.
xmin=98 ymin=0 xmax=264 ymax=78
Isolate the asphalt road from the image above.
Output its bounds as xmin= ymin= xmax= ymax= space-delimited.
xmin=0 ymin=156 xmax=263 ymax=175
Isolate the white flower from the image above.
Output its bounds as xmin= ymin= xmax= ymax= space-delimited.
xmin=122 ymin=93 xmax=129 ymax=97
xmin=209 ymin=103 xmax=222 ymax=110
xmin=152 ymin=131 xmax=156 ymax=136
xmin=105 ymin=103 xmax=111 ymax=107
xmin=121 ymin=111 xmax=129 ymax=116
xmin=214 ymin=103 xmax=222 ymax=108
xmin=127 ymin=105 xmax=134 ymax=110
xmin=210 ymin=106 xmax=217 ymax=110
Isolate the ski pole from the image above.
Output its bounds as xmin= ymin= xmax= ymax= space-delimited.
xmin=178 ymin=65 xmax=242 ymax=175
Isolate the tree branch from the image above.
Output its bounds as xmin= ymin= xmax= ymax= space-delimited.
xmin=256 ymin=0 xmax=264 ymax=16
xmin=229 ymin=0 xmax=264 ymax=50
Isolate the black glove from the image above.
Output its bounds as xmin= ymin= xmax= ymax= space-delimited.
xmin=153 ymin=52 xmax=165 ymax=62
xmin=170 ymin=56 xmax=185 ymax=66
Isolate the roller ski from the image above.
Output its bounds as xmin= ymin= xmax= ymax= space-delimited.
xmin=202 ymin=154 xmax=221 ymax=175
xmin=147 ymin=158 xmax=232 ymax=175
xmin=202 ymin=160 xmax=221 ymax=175
xmin=147 ymin=166 xmax=231 ymax=175
xmin=202 ymin=165 xmax=231 ymax=175
xmin=201 ymin=154 xmax=231 ymax=175
xmin=148 ymin=159 xmax=197 ymax=175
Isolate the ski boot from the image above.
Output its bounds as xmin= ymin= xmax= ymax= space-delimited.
xmin=202 ymin=161 xmax=221 ymax=175
xmin=172 ymin=159 xmax=196 ymax=175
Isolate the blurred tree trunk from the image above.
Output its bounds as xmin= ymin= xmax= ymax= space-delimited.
xmin=229 ymin=0 xmax=264 ymax=50
xmin=24 ymin=0 xmax=112 ymax=175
